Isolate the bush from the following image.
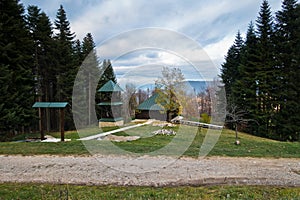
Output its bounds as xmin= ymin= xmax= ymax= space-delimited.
xmin=200 ymin=113 xmax=211 ymax=123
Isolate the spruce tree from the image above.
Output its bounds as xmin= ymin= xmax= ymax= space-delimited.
xmin=54 ymin=5 xmax=76 ymax=129
xmin=73 ymin=39 xmax=83 ymax=67
xmin=81 ymin=33 xmax=99 ymax=125
xmin=220 ymin=0 xmax=300 ymax=141
xmin=96 ymin=59 xmax=117 ymax=119
xmin=220 ymin=31 xmax=244 ymax=109
xmin=0 ymin=0 xmax=35 ymax=138
xmin=274 ymin=0 xmax=300 ymax=140
xmin=234 ymin=22 xmax=260 ymax=134
xmin=54 ymin=5 xmax=76 ymax=102
xmin=255 ymin=0 xmax=276 ymax=136
xmin=99 ymin=59 xmax=117 ymax=85
xmin=26 ymin=6 xmax=58 ymax=131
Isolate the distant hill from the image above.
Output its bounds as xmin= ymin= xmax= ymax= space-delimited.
xmin=138 ymin=80 xmax=209 ymax=94
xmin=186 ymin=81 xmax=207 ymax=94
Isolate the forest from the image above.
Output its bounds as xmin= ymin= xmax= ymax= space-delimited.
xmin=0 ymin=0 xmax=116 ymax=140
xmin=221 ymin=0 xmax=300 ymax=141
xmin=0 ymin=0 xmax=299 ymax=142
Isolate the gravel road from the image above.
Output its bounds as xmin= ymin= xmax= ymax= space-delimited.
xmin=0 ymin=155 xmax=299 ymax=187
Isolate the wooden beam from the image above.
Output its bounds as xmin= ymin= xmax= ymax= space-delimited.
xmin=39 ymin=107 xmax=45 ymax=140
xmin=60 ymin=108 xmax=65 ymax=142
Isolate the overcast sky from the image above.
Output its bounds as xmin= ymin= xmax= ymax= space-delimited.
xmin=20 ymin=0 xmax=282 ymax=85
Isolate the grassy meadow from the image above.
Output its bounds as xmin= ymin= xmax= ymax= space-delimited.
xmin=0 ymin=124 xmax=299 ymax=158
xmin=1 ymin=124 xmax=299 ymax=199
xmin=0 ymin=183 xmax=300 ymax=200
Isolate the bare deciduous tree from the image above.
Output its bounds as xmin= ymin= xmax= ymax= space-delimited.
xmin=226 ymin=104 xmax=259 ymax=145
xmin=122 ymin=83 xmax=138 ymax=123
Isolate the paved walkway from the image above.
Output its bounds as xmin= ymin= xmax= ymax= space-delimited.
xmin=79 ymin=120 xmax=154 ymax=141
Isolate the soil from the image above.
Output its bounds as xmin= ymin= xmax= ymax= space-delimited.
xmin=0 ymin=155 xmax=299 ymax=187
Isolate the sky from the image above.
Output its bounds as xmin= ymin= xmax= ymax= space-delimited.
xmin=20 ymin=0 xmax=282 ymax=87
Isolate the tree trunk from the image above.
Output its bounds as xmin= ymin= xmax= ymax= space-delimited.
xmin=235 ymin=123 xmax=238 ymax=141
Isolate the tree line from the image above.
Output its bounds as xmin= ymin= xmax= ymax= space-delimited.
xmin=220 ymin=0 xmax=300 ymax=141
xmin=0 ymin=0 xmax=116 ymax=140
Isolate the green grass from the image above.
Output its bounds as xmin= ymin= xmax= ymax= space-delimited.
xmin=209 ymin=129 xmax=300 ymax=158
xmin=0 ymin=125 xmax=299 ymax=158
xmin=0 ymin=183 xmax=299 ymax=200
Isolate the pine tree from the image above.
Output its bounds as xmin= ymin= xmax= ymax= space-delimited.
xmin=99 ymin=59 xmax=117 ymax=85
xmin=220 ymin=31 xmax=244 ymax=109
xmin=73 ymin=39 xmax=83 ymax=67
xmin=234 ymin=22 xmax=260 ymax=134
xmin=220 ymin=0 xmax=300 ymax=141
xmin=255 ymin=0 xmax=276 ymax=136
xmin=0 ymin=0 xmax=36 ymax=138
xmin=26 ymin=6 xmax=58 ymax=131
xmin=54 ymin=5 xmax=76 ymax=102
xmin=96 ymin=59 xmax=117 ymax=119
xmin=274 ymin=0 xmax=300 ymax=140
xmin=54 ymin=5 xmax=76 ymax=129
xmin=81 ymin=33 xmax=99 ymax=125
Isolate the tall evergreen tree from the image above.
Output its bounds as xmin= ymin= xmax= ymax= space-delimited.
xmin=26 ymin=5 xmax=57 ymax=131
xmin=234 ymin=22 xmax=260 ymax=134
xmin=0 ymin=0 xmax=35 ymax=138
xmin=73 ymin=39 xmax=83 ymax=67
xmin=220 ymin=0 xmax=300 ymax=141
xmin=255 ymin=0 xmax=276 ymax=136
xmin=96 ymin=59 xmax=117 ymax=119
xmin=81 ymin=33 xmax=99 ymax=125
xmin=99 ymin=59 xmax=117 ymax=86
xmin=220 ymin=31 xmax=244 ymax=109
xmin=54 ymin=5 xmax=76 ymax=103
xmin=274 ymin=0 xmax=300 ymax=140
xmin=54 ymin=5 xmax=76 ymax=129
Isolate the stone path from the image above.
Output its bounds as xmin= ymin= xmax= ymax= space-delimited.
xmin=79 ymin=120 xmax=154 ymax=141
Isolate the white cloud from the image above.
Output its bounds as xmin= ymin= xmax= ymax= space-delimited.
xmin=21 ymin=0 xmax=284 ymax=81
xmin=94 ymin=28 xmax=218 ymax=82
xmin=204 ymin=34 xmax=236 ymax=68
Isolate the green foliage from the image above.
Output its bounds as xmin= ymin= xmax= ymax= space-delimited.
xmin=273 ymin=0 xmax=300 ymax=141
xmin=220 ymin=31 xmax=244 ymax=107
xmin=220 ymin=0 xmax=300 ymax=141
xmin=200 ymin=113 xmax=211 ymax=123
xmin=26 ymin=5 xmax=59 ymax=133
xmin=54 ymin=5 xmax=77 ymax=130
xmin=73 ymin=33 xmax=100 ymax=127
xmin=0 ymin=0 xmax=36 ymax=137
xmin=155 ymin=67 xmax=185 ymax=121
xmin=0 ymin=2 xmax=106 ymax=137
xmin=96 ymin=59 xmax=117 ymax=119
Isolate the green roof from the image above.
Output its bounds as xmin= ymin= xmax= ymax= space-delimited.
xmin=137 ymin=93 xmax=164 ymax=111
xmin=98 ymin=80 xmax=123 ymax=92
xmin=32 ymin=102 xmax=69 ymax=108
xmin=98 ymin=102 xmax=123 ymax=106
xmin=99 ymin=117 xmax=124 ymax=122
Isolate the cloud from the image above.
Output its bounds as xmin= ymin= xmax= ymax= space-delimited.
xmin=94 ymin=28 xmax=218 ymax=83
xmin=21 ymin=0 xmax=283 ymax=81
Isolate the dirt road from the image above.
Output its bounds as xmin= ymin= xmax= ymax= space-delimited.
xmin=0 ymin=155 xmax=299 ymax=186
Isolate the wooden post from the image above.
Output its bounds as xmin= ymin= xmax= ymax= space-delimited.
xmin=88 ymin=73 xmax=91 ymax=125
xmin=39 ymin=108 xmax=45 ymax=140
xmin=60 ymin=108 xmax=65 ymax=142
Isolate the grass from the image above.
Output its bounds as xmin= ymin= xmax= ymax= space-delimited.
xmin=0 ymin=125 xmax=299 ymax=158
xmin=210 ymin=129 xmax=300 ymax=158
xmin=0 ymin=183 xmax=299 ymax=199
xmin=1 ymin=127 xmax=299 ymax=199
